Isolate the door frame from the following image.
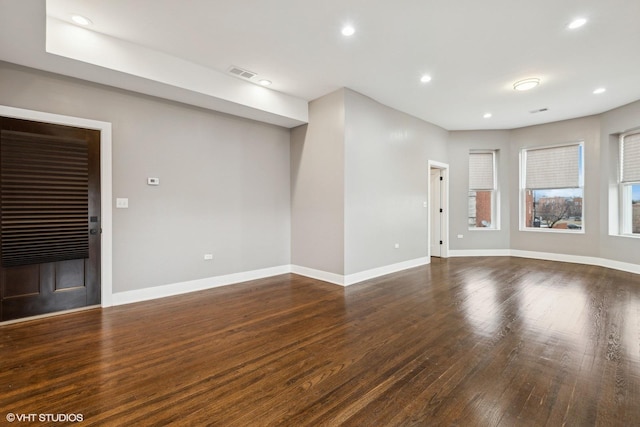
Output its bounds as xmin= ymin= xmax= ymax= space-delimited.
xmin=428 ymin=160 xmax=449 ymax=258
xmin=0 ymin=105 xmax=113 ymax=307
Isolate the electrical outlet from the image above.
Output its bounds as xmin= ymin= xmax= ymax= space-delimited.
xmin=116 ymin=198 xmax=128 ymax=208
xmin=204 ymin=254 xmax=213 ymax=260
xmin=394 ymin=243 xmax=400 ymax=249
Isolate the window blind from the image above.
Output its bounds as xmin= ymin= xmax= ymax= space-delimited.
xmin=525 ymin=144 xmax=580 ymax=189
xmin=621 ymin=132 xmax=640 ymax=183
xmin=469 ymin=152 xmax=495 ymax=190
xmin=0 ymin=130 xmax=89 ymax=267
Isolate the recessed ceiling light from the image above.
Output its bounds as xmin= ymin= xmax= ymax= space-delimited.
xmin=568 ymin=18 xmax=587 ymax=29
xmin=513 ymin=78 xmax=540 ymax=91
xmin=71 ymin=14 xmax=92 ymax=26
xmin=483 ymin=113 xmax=492 ymax=119
xmin=341 ymin=25 xmax=355 ymax=36
xmin=593 ymin=87 xmax=606 ymax=94
xmin=258 ymin=79 xmax=272 ymax=86
xmin=420 ymin=75 xmax=432 ymax=83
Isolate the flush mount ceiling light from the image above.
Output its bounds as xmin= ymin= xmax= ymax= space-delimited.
xmin=513 ymin=78 xmax=540 ymax=91
xmin=593 ymin=87 xmax=606 ymax=94
xmin=258 ymin=79 xmax=272 ymax=86
xmin=420 ymin=74 xmax=432 ymax=83
xmin=71 ymin=14 xmax=92 ymax=26
xmin=341 ymin=24 xmax=355 ymax=36
xmin=568 ymin=18 xmax=587 ymax=29
xmin=483 ymin=113 xmax=492 ymax=119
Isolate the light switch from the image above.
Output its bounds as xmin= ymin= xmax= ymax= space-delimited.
xmin=147 ymin=177 xmax=160 ymax=186
xmin=116 ymin=198 xmax=129 ymax=208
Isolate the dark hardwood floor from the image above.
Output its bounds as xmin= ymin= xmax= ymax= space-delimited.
xmin=2 ymin=256 xmax=640 ymax=426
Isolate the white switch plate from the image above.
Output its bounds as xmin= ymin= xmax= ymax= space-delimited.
xmin=116 ymin=198 xmax=129 ymax=208
xmin=204 ymin=254 xmax=213 ymax=260
xmin=394 ymin=243 xmax=400 ymax=249
xmin=147 ymin=177 xmax=160 ymax=186
xmin=457 ymin=234 xmax=464 ymax=239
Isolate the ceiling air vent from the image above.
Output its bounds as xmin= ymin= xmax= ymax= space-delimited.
xmin=530 ymin=108 xmax=549 ymax=114
xmin=228 ymin=66 xmax=257 ymax=80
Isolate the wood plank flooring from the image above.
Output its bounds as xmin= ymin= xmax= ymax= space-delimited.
xmin=1 ymin=256 xmax=640 ymax=426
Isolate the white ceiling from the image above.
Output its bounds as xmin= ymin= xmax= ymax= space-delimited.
xmin=5 ymin=0 xmax=640 ymax=130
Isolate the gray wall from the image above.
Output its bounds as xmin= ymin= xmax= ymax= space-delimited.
xmin=0 ymin=62 xmax=291 ymax=293
xmin=447 ymin=130 xmax=511 ymax=251
xmin=344 ymin=89 xmax=448 ymax=274
xmin=508 ymin=116 xmax=601 ymax=257
xmin=2 ymin=61 xmax=637 ymax=291
xmin=600 ymin=100 xmax=640 ymax=265
xmin=450 ymin=109 xmax=640 ymax=266
xmin=291 ymin=89 xmax=449 ymax=276
xmin=290 ymin=89 xmax=345 ymax=275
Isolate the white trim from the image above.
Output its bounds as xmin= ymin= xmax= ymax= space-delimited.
xmin=600 ymin=258 xmax=640 ymax=275
xmin=511 ymin=249 xmax=600 ymax=265
xmin=291 ymin=265 xmax=345 ymax=286
xmin=292 ymin=257 xmax=430 ymax=287
xmin=449 ymin=249 xmax=640 ymax=275
xmin=0 ymin=305 xmax=100 ymax=326
xmin=0 ymin=105 xmax=113 ymax=307
xmin=428 ymin=160 xmax=450 ymax=258
xmin=449 ymin=249 xmax=511 ymax=257
xmin=344 ymin=257 xmax=429 ymax=286
xmin=519 ymin=142 xmax=585 ymax=233
xmin=112 ymin=265 xmax=291 ymax=306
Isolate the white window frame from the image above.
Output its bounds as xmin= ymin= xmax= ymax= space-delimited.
xmin=619 ymin=131 xmax=640 ymax=237
xmin=468 ymin=150 xmax=499 ymax=230
xmin=520 ymin=142 xmax=585 ymax=233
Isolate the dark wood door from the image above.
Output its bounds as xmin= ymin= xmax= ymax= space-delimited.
xmin=0 ymin=117 xmax=100 ymax=321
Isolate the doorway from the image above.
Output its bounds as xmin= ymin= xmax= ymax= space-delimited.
xmin=429 ymin=161 xmax=449 ymax=258
xmin=0 ymin=117 xmax=101 ymax=321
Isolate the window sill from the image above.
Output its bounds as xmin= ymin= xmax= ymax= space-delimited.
xmin=519 ymin=227 xmax=585 ymax=234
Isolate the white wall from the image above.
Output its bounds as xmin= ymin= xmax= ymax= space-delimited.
xmin=0 ymin=62 xmax=291 ymax=293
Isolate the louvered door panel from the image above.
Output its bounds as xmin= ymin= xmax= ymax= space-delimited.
xmin=1 ymin=130 xmax=89 ymax=267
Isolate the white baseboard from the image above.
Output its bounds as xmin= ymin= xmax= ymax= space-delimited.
xmin=344 ymin=257 xmax=430 ymax=286
xmin=111 ymin=251 xmax=639 ymax=308
xmin=290 ymin=265 xmax=345 ymax=286
xmin=449 ymin=249 xmax=511 ymax=257
xmin=291 ymin=257 xmax=430 ymax=287
xmin=599 ymin=258 xmax=640 ymax=275
xmin=449 ymin=249 xmax=640 ymax=275
xmin=112 ymin=265 xmax=291 ymax=306
xmin=112 ymin=257 xmax=432 ymax=307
